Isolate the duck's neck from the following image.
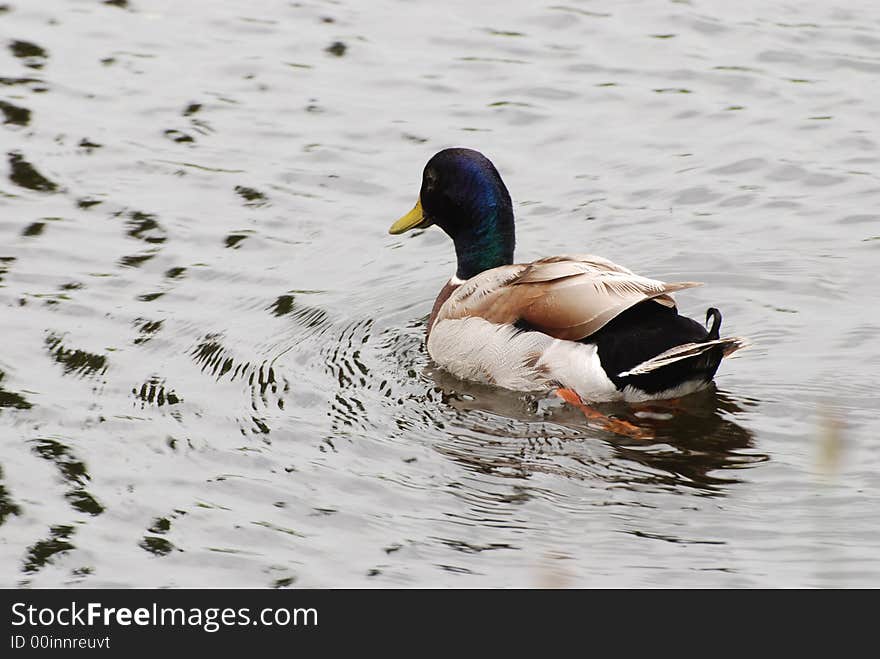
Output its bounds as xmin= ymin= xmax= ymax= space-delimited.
xmin=452 ymin=206 xmax=515 ymax=280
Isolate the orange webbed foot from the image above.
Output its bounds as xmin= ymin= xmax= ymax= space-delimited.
xmin=554 ymin=388 xmax=653 ymax=440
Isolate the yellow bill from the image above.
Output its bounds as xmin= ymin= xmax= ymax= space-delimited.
xmin=389 ymin=198 xmax=428 ymax=235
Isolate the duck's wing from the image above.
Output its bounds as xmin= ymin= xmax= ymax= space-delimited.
xmin=438 ymin=255 xmax=701 ymax=341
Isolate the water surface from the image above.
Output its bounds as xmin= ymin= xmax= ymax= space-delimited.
xmin=1 ymin=0 xmax=879 ymax=587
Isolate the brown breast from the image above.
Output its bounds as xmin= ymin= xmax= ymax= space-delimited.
xmin=426 ymin=280 xmax=460 ymax=341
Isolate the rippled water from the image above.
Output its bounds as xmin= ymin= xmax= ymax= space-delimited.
xmin=1 ymin=0 xmax=879 ymax=587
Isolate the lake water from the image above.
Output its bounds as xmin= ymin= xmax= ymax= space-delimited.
xmin=1 ymin=0 xmax=879 ymax=587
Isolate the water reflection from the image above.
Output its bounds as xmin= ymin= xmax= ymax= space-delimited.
xmin=0 ymin=465 xmax=22 ymax=526
xmin=23 ymin=525 xmax=75 ymax=575
xmin=44 ymin=334 xmax=108 ymax=378
xmin=0 ymin=369 xmax=32 ymax=410
xmin=0 ymin=100 xmax=30 ymax=126
xmin=7 ymin=152 xmax=58 ymax=192
xmin=31 ymin=437 xmax=104 ymax=516
xmin=603 ymin=389 xmax=767 ymax=493
xmin=9 ymin=40 xmax=48 ymax=70
xmin=427 ymin=368 xmax=764 ymax=495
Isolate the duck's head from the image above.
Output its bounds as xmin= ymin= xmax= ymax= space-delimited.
xmin=389 ymin=147 xmax=515 ymax=281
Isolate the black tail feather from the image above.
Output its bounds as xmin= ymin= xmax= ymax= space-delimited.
xmin=705 ymin=307 xmax=722 ymax=340
xmin=592 ymin=301 xmax=730 ymax=395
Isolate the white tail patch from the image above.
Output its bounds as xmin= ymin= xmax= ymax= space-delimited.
xmin=617 ymin=337 xmax=751 ymax=377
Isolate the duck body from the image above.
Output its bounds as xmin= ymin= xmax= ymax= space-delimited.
xmin=390 ymin=148 xmax=747 ymax=403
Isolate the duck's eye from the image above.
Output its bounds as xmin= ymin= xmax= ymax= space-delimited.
xmin=424 ymin=168 xmax=437 ymax=191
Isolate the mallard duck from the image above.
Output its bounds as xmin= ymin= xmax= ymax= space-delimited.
xmin=389 ymin=148 xmax=748 ymax=407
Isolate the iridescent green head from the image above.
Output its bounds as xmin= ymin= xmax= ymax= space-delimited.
xmin=390 ymin=148 xmax=515 ymax=281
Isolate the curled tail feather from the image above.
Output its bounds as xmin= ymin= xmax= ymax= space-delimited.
xmin=706 ymin=307 xmax=722 ymax=340
xmin=617 ymin=308 xmax=749 ymax=378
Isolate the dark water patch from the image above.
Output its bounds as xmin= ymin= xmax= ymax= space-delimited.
xmin=77 ymin=197 xmax=103 ymax=209
xmin=119 ymin=250 xmax=159 ymax=268
xmin=191 ymin=335 xmax=255 ymax=383
xmin=191 ymin=334 xmax=233 ymax=378
xmin=267 ymin=294 xmax=330 ymax=335
xmin=234 ymin=185 xmax=268 ymax=207
xmin=485 ymin=28 xmax=525 ymax=37
xmin=189 ymin=334 xmax=290 ymax=416
xmin=8 ymin=152 xmax=58 ymax=192
xmin=0 ymin=255 xmax=14 ymax=283
xmin=712 ymin=65 xmax=762 ymax=73
xmin=30 ymin=288 xmax=80 ymax=306
xmin=248 ymin=363 xmax=288 ymax=412
xmin=269 ymin=294 xmax=294 ymax=317
xmin=31 ymin=437 xmax=105 ymax=516
xmin=0 ymin=370 xmax=32 ymax=410
xmin=66 ymin=490 xmax=105 ymax=516
xmin=133 ymin=376 xmax=181 ymax=407
xmin=133 ymin=318 xmax=163 ymax=344
xmin=45 ymin=333 xmax=108 ymax=378
xmin=70 ymin=567 xmax=94 ymax=580
xmin=437 ymin=538 xmax=517 ymax=554
xmin=0 ymin=99 xmax=30 ymax=126
xmin=0 ymin=76 xmax=45 ymax=93
xmin=23 ymin=525 xmax=76 ymax=574
xmin=458 ymin=54 xmax=529 ymax=63
xmin=248 ymin=415 xmax=271 ymax=435
xmin=268 ymin=293 xmax=330 ymax=330
xmin=125 ymin=210 xmax=166 ymax=243
xmin=627 ymin=529 xmax=725 ymax=545
xmin=598 ymin=395 xmax=765 ymax=493
xmin=139 ymin=536 xmax=179 ymax=556
xmin=163 ymin=129 xmax=194 ymax=144
xmin=155 ymin=159 xmax=244 ymax=174
xmin=324 ymin=318 xmax=373 ymax=389
xmin=325 ymin=41 xmax=346 ymax=57
xmin=9 ymin=40 xmax=47 ymax=69
xmin=21 ymin=220 xmax=45 ymax=236
xmin=324 ymin=319 xmax=378 ymax=431
xmin=184 ymin=113 xmax=213 ymax=138
xmin=437 ymin=564 xmax=478 ymax=576
xmin=251 ymin=520 xmax=306 ymax=537
xmin=224 ymin=232 xmax=249 ymax=248
xmin=0 ymin=465 xmax=22 ymax=526
xmin=78 ymin=138 xmax=102 ymax=152
xmin=137 ymin=291 xmax=164 ymax=302
xmin=165 ymin=266 xmax=186 ymax=279
xmin=488 ymin=100 xmax=535 ymax=108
